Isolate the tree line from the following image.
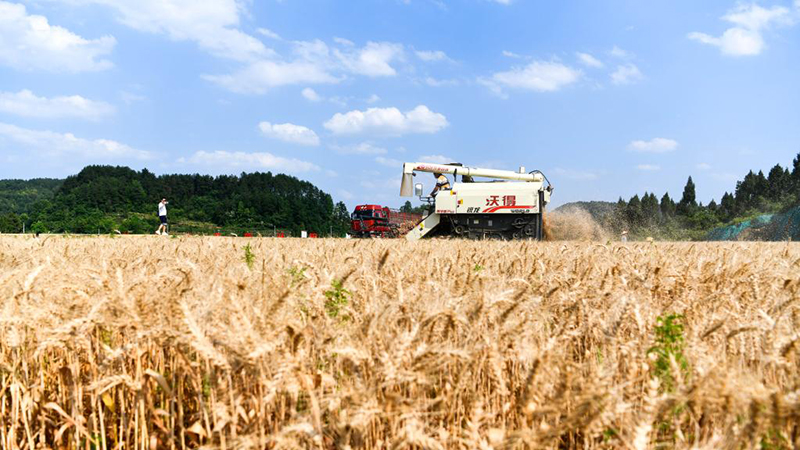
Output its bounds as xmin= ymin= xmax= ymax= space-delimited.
xmin=0 ymin=166 xmax=352 ymax=236
xmin=607 ymin=153 xmax=800 ymax=238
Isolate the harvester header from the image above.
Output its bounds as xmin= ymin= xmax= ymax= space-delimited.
xmin=400 ymin=162 xmax=543 ymax=197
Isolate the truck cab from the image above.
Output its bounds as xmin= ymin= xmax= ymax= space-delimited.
xmin=351 ymin=204 xmax=393 ymax=238
xmin=351 ymin=204 xmax=423 ymax=238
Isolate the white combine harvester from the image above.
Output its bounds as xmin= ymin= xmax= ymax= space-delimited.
xmin=400 ymin=162 xmax=552 ymax=240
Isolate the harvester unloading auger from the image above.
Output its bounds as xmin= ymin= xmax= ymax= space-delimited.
xmin=400 ymin=162 xmax=553 ymax=240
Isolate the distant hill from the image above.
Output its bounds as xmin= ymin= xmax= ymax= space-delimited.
xmin=0 ymin=166 xmax=350 ymax=235
xmin=553 ymin=201 xmax=617 ymax=223
xmin=0 ymin=179 xmax=62 ymax=215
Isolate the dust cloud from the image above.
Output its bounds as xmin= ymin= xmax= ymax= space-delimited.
xmin=545 ymin=208 xmax=610 ymax=241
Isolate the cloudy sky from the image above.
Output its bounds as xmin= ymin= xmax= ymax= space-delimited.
xmin=1 ymin=0 xmax=799 ymax=208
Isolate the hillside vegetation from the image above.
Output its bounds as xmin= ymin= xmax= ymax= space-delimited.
xmin=553 ymin=152 xmax=800 ymax=241
xmin=0 ymin=166 xmax=351 ymax=236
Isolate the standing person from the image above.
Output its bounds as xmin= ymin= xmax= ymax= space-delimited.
xmin=429 ymin=172 xmax=450 ymax=197
xmin=155 ymin=198 xmax=168 ymax=235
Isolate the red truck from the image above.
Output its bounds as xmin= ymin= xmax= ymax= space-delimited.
xmin=351 ymin=205 xmax=422 ymax=238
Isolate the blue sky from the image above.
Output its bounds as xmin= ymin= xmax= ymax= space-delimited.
xmin=0 ymin=0 xmax=798 ymax=209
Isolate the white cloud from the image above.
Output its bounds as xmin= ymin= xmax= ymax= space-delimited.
xmin=628 ymin=138 xmax=679 ymax=153
xmin=482 ymin=61 xmax=581 ymax=95
xmin=183 ymin=150 xmax=319 ymax=173
xmin=258 ymin=121 xmax=320 ymax=146
xmin=0 ymin=1 xmax=115 ymax=72
xmin=365 ymin=94 xmax=381 ymax=104
xmin=552 ymin=168 xmax=599 ymax=181
xmin=359 ymin=178 xmax=400 ymax=190
xmin=375 ymin=156 xmax=403 ymax=167
xmin=502 ymin=50 xmax=527 ymax=59
xmin=203 ymin=60 xmax=340 ymax=94
xmin=256 ymin=28 xmax=281 ymax=40
xmin=301 ymin=87 xmax=322 ymax=102
xmin=292 ymin=39 xmax=331 ymax=63
xmin=610 ymin=46 xmax=631 ymax=59
xmin=611 ymin=64 xmax=643 ymax=85
xmin=334 ymin=41 xmax=404 ymax=77
xmin=0 ymin=90 xmax=114 ymax=120
xmin=636 ymin=164 xmax=660 ymax=171
xmin=415 ymin=50 xmax=449 ymax=62
xmin=723 ymin=3 xmax=792 ymax=30
xmin=324 ymin=105 xmax=448 ymax=136
xmin=333 ymin=37 xmax=354 ymax=47
xmin=0 ymin=122 xmax=151 ymax=160
xmin=328 ymin=96 xmax=348 ymax=107
xmin=330 ymin=142 xmax=388 ymax=155
xmin=688 ymin=3 xmax=792 ymax=56
xmin=70 ymin=0 xmax=271 ymax=62
xmin=424 ymin=77 xmax=459 ymax=87
xmin=419 ymin=154 xmax=454 ymax=164
xmin=688 ymin=29 xmax=764 ymax=56
xmin=576 ymin=52 xmax=603 ymax=68
xmin=338 ymin=189 xmax=354 ymax=200
xmin=205 ymin=39 xmax=406 ymax=93
xmin=120 ymin=91 xmax=146 ymax=105
xmin=490 ymin=0 xmax=512 ymax=4
xmin=696 ymin=163 xmax=711 ymax=170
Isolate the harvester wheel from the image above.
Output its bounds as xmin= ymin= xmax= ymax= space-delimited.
xmin=524 ymin=223 xmax=536 ymax=236
xmin=512 ymin=217 xmax=526 ymax=229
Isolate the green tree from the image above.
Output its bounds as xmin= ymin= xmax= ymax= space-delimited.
xmin=766 ymin=164 xmax=790 ymax=201
xmin=719 ymin=192 xmax=736 ymax=221
xmin=613 ymin=197 xmax=628 ymax=232
xmin=791 ymin=152 xmax=800 ymax=195
xmin=0 ymin=212 xmax=22 ymax=233
xmin=676 ymin=177 xmax=697 ymax=216
xmin=400 ymin=201 xmax=413 ymax=213
xmin=734 ymin=170 xmax=767 ymax=213
xmin=30 ymin=221 xmax=47 ymax=234
xmin=686 ymin=208 xmax=719 ymax=230
xmin=660 ymin=192 xmax=676 ymax=221
xmin=121 ymin=215 xmax=150 ymax=234
xmin=626 ymin=195 xmax=643 ymax=230
xmin=707 ymin=199 xmax=718 ymax=215
xmin=641 ymin=192 xmax=660 ymax=228
xmin=331 ymin=201 xmax=351 ymax=236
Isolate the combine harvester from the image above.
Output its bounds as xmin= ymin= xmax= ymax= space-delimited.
xmin=400 ymin=162 xmax=552 ymax=240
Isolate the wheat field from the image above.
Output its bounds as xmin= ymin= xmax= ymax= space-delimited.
xmin=1 ymin=236 xmax=799 ymax=449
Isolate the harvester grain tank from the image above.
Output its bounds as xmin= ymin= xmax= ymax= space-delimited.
xmin=399 ymin=162 xmax=552 ymax=240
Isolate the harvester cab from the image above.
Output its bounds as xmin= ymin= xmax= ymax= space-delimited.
xmin=400 ymin=162 xmax=552 ymax=240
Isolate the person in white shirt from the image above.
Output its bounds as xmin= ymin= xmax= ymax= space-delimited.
xmin=155 ymin=198 xmax=168 ymax=235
